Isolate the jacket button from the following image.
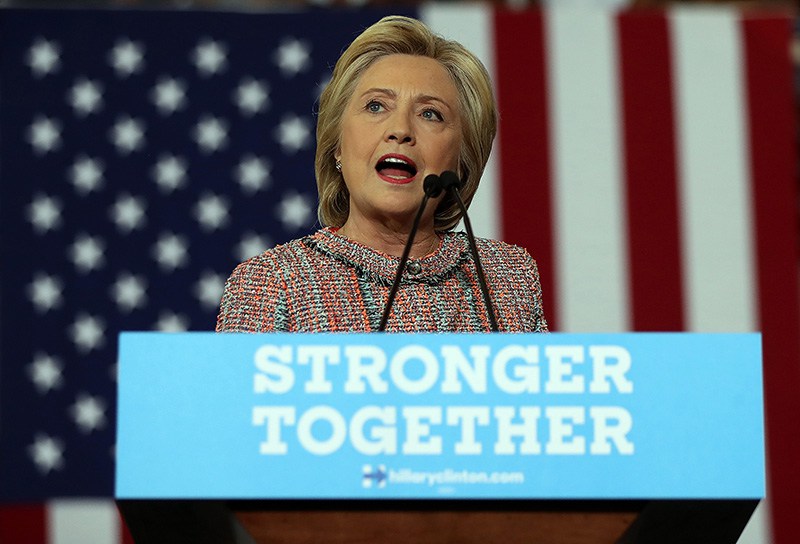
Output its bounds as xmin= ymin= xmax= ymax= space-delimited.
xmin=407 ymin=261 xmax=422 ymax=275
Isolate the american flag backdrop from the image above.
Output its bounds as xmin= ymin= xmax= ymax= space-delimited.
xmin=1 ymin=4 xmax=798 ymax=544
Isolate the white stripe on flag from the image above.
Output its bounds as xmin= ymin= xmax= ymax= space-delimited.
xmin=547 ymin=7 xmax=629 ymax=332
xmin=672 ymin=9 xmax=766 ymax=542
xmin=421 ymin=3 xmax=499 ymax=239
xmin=48 ymin=499 xmax=120 ymax=544
xmin=738 ymin=499 xmax=773 ymax=544
xmin=671 ymin=7 xmax=757 ymax=333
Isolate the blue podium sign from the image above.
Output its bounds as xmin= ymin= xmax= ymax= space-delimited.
xmin=115 ymin=332 xmax=763 ymax=500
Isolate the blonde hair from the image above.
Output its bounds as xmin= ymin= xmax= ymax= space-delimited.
xmin=315 ymin=15 xmax=497 ymax=231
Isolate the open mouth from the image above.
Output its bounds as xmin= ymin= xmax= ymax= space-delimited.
xmin=376 ymin=155 xmax=417 ymax=183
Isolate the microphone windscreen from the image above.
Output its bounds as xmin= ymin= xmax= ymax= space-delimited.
xmin=440 ymin=171 xmax=462 ymax=190
xmin=423 ymin=173 xmax=443 ymax=197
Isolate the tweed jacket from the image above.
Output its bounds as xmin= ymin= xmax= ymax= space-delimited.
xmin=216 ymin=228 xmax=547 ymax=333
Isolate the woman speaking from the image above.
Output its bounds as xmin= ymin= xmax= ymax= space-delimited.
xmin=216 ymin=15 xmax=547 ymax=334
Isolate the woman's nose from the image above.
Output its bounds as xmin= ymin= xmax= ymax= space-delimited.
xmin=384 ymin=111 xmax=415 ymax=144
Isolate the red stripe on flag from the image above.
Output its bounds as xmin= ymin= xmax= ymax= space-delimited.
xmin=118 ymin=505 xmax=136 ymax=544
xmin=494 ymin=8 xmax=558 ymax=331
xmin=0 ymin=504 xmax=46 ymax=543
xmin=742 ymin=15 xmax=800 ymax=544
xmin=617 ymin=10 xmax=685 ymax=332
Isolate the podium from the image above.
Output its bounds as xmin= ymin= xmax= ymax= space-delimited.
xmin=116 ymin=332 xmax=763 ymax=543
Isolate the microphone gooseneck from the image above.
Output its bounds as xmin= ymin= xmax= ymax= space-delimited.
xmin=378 ymin=174 xmax=442 ymax=332
xmin=440 ymin=171 xmax=499 ymax=332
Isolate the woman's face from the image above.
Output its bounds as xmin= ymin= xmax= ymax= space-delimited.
xmin=336 ymin=54 xmax=462 ymax=230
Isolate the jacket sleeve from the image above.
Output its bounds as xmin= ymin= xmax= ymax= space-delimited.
xmin=215 ymin=258 xmax=290 ymax=332
xmin=478 ymin=238 xmax=549 ymax=333
xmin=522 ymin=251 xmax=549 ymax=333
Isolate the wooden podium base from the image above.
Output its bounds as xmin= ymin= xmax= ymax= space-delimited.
xmin=116 ymin=499 xmax=757 ymax=544
xmin=232 ymin=504 xmax=640 ymax=544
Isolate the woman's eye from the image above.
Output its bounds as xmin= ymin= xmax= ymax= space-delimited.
xmin=422 ymin=109 xmax=443 ymax=122
xmin=366 ymin=101 xmax=383 ymax=113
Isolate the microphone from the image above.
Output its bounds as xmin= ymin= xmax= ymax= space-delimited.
xmin=422 ymin=172 xmax=448 ymax=198
xmin=438 ymin=170 xmax=463 ymax=192
xmin=378 ymin=174 xmax=441 ymax=331
xmin=440 ymin=170 xmax=499 ymax=332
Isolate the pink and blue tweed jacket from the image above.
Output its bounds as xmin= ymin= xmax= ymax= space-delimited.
xmin=216 ymin=228 xmax=547 ymax=333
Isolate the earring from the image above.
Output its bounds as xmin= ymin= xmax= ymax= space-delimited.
xmin=335 ymin=160 xmax=342 ymax=172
